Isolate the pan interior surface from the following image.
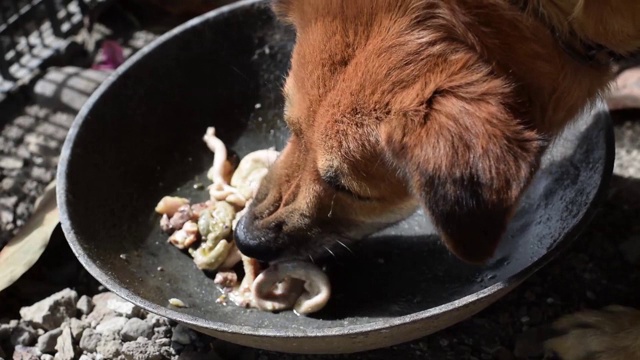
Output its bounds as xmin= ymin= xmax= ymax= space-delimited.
xmin=58 ymin=0 xmax=613 ymax=338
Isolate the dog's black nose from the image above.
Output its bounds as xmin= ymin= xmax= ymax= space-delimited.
xmin=234 ymin=215 xmax=283 ymax=262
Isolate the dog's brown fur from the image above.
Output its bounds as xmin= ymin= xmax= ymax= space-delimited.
xmin=234 ymin=1 xmax=640 ymax=358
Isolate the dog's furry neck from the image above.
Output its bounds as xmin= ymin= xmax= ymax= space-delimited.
xmin=513 ymin=0 xmax=640 ymax=65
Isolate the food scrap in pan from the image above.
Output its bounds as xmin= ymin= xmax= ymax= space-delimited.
xmin=154 ymin=127 xmax=331 ymax=315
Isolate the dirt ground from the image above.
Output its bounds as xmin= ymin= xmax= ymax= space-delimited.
xmin=1 ymin=3 xmax=640 ymax=359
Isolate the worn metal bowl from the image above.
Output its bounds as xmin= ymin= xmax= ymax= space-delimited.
xmin=56 ymin=0 xmax=615 ymax=354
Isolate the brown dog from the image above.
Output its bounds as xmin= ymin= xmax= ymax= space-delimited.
xmin=234 ymin=1 xmax=640 ymax=358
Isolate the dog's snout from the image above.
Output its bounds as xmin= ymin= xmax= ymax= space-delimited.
xmin=234 ymin=214 xmax=283 ymax=262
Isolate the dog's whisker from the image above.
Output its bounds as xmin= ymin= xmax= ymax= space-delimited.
xmin=324 ymin=246 xmax=337 ymax=259
xmin=328 ymin=194 xmax=336 ymax=218
xmin=336 ymin=240 xmax=354 ymax=255
xmin=308 ymin=254 xmax=316 ymax=264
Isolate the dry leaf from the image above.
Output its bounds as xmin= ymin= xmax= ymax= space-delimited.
xmin=0 ymin=181 xmax=59 ymax=292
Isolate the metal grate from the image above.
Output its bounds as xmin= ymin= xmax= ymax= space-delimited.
xmin=0 ymin=0 xmax=105 ymax=101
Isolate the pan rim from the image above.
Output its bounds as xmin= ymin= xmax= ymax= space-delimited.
xmin=56 ymin=0 xmax=616 ymax=341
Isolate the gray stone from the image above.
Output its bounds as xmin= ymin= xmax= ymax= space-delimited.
xmin=41 ymin=355 xmax=55 ymax=360
xmin=2 ymin=126 xmax=24 ymax=140
xmin=76 ymin=296 xmax=93 ymax=316
xmin=78 ymin=355 xmax=94 ymax=360
xmin=68 ymin=319 xmax=88 ymax=341
xmin=12 ymin=346 xmax=41 ymax=360
xmin=21 ymin=181 xmax=40 ymax=194
xmin=79 ymin=329 xmax=100 ymax=353
xmin=0 ymin=196 xmax=17 ymax=208
xmin=154 ymin=338 xmax=170 ymax=347
xmin=151 ymin=326 xmax=170 ymax=341
xmin=85 ymin=310 xmax=116 ymax=330
xmin=13 ymin=115 xmax=36 ymax=128
xmin=0 ymin=178 xmax=16 ymax=192
xmin=160 ymin=347 xmax=174 ymax=360
xmin=170 ymin=325 xmax=194 ymax=346
xmin=91 ymin=293 xmax=117 ymax=309
xmin=0 ymin=209 xmax=14 ymax=227
xmin=11 ymin=324 xmax=37 ymax=347
xmin=23 ymin=134 xmax=59 ymax=152
xmin=15 ymin=145 xmax=33 ymax=159
xmin=121 ymin=338 xmax=163 ymax=360
xmin=30 ymin=167 xmax=53 ymax=184
xmin=86 ymin=293 xmax=119 ymax=327
xmin=0 ymin=156 xmax=23 ymax=170
xmin=36 ymin=328 xmax=62 ymax=354
xmin=120 ymin=319 xmax=152 ymax=342
xmin=95 ymin=335 xmax=122 ymax=359
xmin=19 ymin=289 xmax=78 ymax=331
xmin=35 ymin=123 xmax=67 ymax=141
xmin=106 ymin=299 xmax=141 ymax=318
xmin=145 ymin=314 xmax=169 ymax=329
xmin=95 ymin=317 xmax=127 ymax=336
xmin=48 ymin=112 xmax=75 ymax=129
xmin=15 ymin=202 xmax=31 ymax=220
xmin=54 ymin=327 xmax=74 ymax=360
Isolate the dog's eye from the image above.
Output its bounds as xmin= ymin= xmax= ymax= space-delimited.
xmin=321 ymin=173 xmax=372 ymax=201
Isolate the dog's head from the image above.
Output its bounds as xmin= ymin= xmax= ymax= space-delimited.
xmin=235 ymin=0 xmax=546 ymax=264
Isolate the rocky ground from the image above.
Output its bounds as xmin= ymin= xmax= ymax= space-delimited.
xmin=1 ymin=3 xmax=640 ymax=360
xmin=0 ymin=288 xmax=220 ymax=360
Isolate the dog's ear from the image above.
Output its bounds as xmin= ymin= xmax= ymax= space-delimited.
xmin=381 ymin=81 xmax=545 ymax=264
xmin=270 ymin=0 xmax=294 ymax=20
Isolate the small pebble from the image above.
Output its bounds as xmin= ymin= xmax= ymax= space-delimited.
xmin=79 ymin=329 xmax=100 ymax=353
xmin=155 ymin=338 xmax=171 ymax=347
xmin=19 ymin=289 xmax=78 ymax=331
xmin=36 ymin=328 xmax=62 ymax=353
xmin=157 ymin=267 xmax=164 ymax=272
xmin=41 ymin=355 xmax=54 ymax=360
xmin=120 ymin=318 xmax=153 ymax=341
xmin=96 ymin=334 xmax=123 ymax=359
xmin=106 ymin=298 xmax=142 ymax=318
xmin=69 ymin=318 xmax=88 ymax=341
xmin=11 ymin=345 xmax=41 ymax=360
xmin=146 ymin=314 xmax=169 ymax=329
xmin=95 ymin=317 xmax=128 ymax=335
xmin=171 ymin=325 xmax=194 ymax=346
xmin=54 ymin=327 xmax=75 ymax=360
xmin=120 ymin=254 xmax=128 ymax=260
xmin=77 ymin=295 xmax=94 ymax=316
xmin=121 ymin=337 xmax=163 ymax=360
xmin=11 ymin=323 xmax=37 ymax=347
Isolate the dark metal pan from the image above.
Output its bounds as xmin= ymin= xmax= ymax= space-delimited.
xmin=56 ymin=0 xmax=615 ymax=354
